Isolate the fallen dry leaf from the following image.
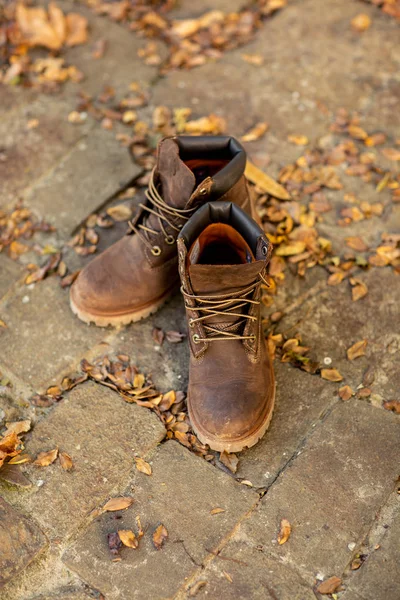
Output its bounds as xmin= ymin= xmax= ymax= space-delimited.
xmin=327 ymin=272 xmax=345 ymax=286
xmin=383 ymin=400 xmax=400 ymax=414
xmin=152 ymin=524 xmax=168 ymax=550
xmin=103 ymin=497 xmax=134 ymax=512
xmin=345 ymin=237 xmax=368 ymax=252
xmin=59 ymin=451 xmax=74 ymax=471
xmin=347 ymin=339 xmax=367 ymax=361
xmin=219 ymin=451 xmax=239 ymax=474
xmin=339 ymin=385 xmax=354 ymax=401
xmin=4 ymin=420 xmax=31 ymax=437
xmin=210 ymin=507 xmax=225 ymax=515
xmin=189 ymin=581 xmax=207 ymax=597
xmin=351 ymin=13 xmax=371 ymax=32
xmin=275 ymin=241 xmax=306 ymax=257
xmin=277 ymin=518 xmax=291 ymax=545
xmin=242 ymin=53 xmax=264 ymax=66
xmin=65 ymin=13 xmax=88 ymax=47
xmin=351 ymin=279 xmax=368 ymax=302
xmin=245 ymin=161 xmax=291 ymax=200
xmin=287 ymin=134 xmax=309 ymax=146
xmin=241 ymin=122 xmax=269 ymax=143
xmin=165 ymin=330 xmax=186 ymax=343
xmin=106 ymin=204 xmax=133 ymax=221
xmin=321 ymin=368 xmax=343 ymax=382
xmin=34 ymin=447 xmax=58 ymax=467
xmin=118 ymin=529 xmax=138 ymax=548
xmin=317 ymin=576 xmax=342 ymax=594
xmin=135 ymin=457 xmax=152 ymax=475
xmin=381 ymin=148 xmax=400 ymax=161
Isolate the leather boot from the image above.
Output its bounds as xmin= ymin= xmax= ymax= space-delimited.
xmin=70 ymin=135 xmax=259 ymax=326
xmin=178 ymin=201 xmax=275 ymax=452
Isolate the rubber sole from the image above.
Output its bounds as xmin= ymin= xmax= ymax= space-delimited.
xmin=70 ymin=287 xmax=174 ymax=328
xmin=188 ymin=377 xmax=276 ymax=454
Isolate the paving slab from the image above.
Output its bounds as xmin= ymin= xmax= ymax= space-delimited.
xmin=170 ymin=0 xmax=245 ymax=19
xmin=276 ymin=267 xmax=400 ymax=404
xmin=0 ymin=278 xmax=106 ymax=393
xmin=234 ymin=401 xmax=400 ymax=584
xmin=61 ymin=1 xmax=160 ymax=97
xmin=183 ymin=542 xmax=315 ymax=600
xmin=110 ymin=293 xmax=189 ymax=393
xmin=24 ymin=127 xmax=140 ymax=238
xmin=151 ymin=0 xmax=400 ymax=177
xmin=342 ymin=501 xmax=400 ymax=600
xmin=1 ymin=382 xmax=165 ymax=541
xmin=0 ymin=254 xmax=24 ymax=301
xmin=0 ymin=95 xmax=93 ymax=210
xmin=236 ymin=361 xmax=336 ymax=488
xmin=0 ymin=498 xmax=47 ymax=589
xmin=63 ymin=440 xmax=257 ymax=599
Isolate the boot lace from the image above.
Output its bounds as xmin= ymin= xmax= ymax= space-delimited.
xmin=182 ymin=272 xmax=269 ymax=343
xmin=128 ymin=168 xmax=197 ymax=256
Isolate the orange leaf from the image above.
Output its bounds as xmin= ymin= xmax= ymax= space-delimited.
xmin=277 ymin=518 xmax=291 ymax=545
xmin=347 ymin=340 xmax=367 ymax=361
xmin=103 ymin=497 xmax=134 ymax=512
xmin=321 ymin=369 xmax=343 ymax=382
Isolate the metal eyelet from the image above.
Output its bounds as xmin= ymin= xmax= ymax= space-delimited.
xmin=262 ymin=246 xmax=268 ymax=256
xmin=151 ymin=246 xmax=161 ymax=256
xmin=199 ymin=188 xmax=207 ymax=195
xmin=165 ymin=235 xmax=175 ymax=245
xmin=192 ymin=334 xmax=200 ymax=344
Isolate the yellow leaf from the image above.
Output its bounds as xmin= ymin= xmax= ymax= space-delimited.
xmin=210 ymin=507 xmax=225 ymax=515
xmin=347 ymin=340 xmax=367 ymax=361
xmin=277 ymin=518 xmax=291 ymax=545
xmin=184 ymin=114 xmax=226 ymax=135
xmin=321 ymin=369 xmax=343 ymax=382
xmin=351 ymin=280 xmax=368 ymax=301
xmin=242 ymin=53 xmax=264 ymax=66
xmin=118 ymin=529 xmax=138 ymax=548
xmin=34 ymin=447 xmax=58 ymax=467
xmin=106 ymin=204 xmax=133 ymax=222
xmin=103 ymin=497 xmax=134 ymax=512
xmin=245 ymin=161 xmax=291 ymax=200
xmin=8 ymin=453 xmax=31 ymax=465
xmin=240 ymin=122 xmax=269 ymax=143
xmin=287 ymin=134 xmax=309 ymax=146
xmin=134 ymin=457 xmax=152 ymax=475
xmin=327 ymin=272 xmax=344 ymax=286
xmin=351 ymin=13 xmax=371 ymax=32
xmin=275 ymin=241 xmax=306 ymax=257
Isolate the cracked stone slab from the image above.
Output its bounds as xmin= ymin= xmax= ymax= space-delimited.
xmin=24 ymin=127 xmax=140 ymax=238
xmin=0 ymin=96 xmax=93 ymax=210
xmin=109 ymin=293 xmax=189 ymax=393
xmin=236 ymin=361 xmax=336 ymax=488
xmin=276 ymin=267 xmax=400 ymax=404
xmin=0 ymin=255 xmax=24 ymax=301
xmin=0 ymin=278 xmax=106 ymax=393
xmin=0 ymin=498 xmax=47 ymax=588
xmin=61 ymin=1 xmax=161 ymax=97
xmin=2 ymin=382 xmax=165 ymax=540
xmin=234 ymin=401 xmax=400 ymax=584
xmin=342 ymin=500 xmax=400 ymax=600
xmin=63 ymin=441 xmax=256 ymax=599
xmin=183 ymin=542 xmax=315 ymax=600
xmin=151 ymin=0 xmax=400 ymax=178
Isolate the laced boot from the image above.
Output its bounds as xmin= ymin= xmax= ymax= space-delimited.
xmin=70 ymin=135 xmax=259 ymax=326
xmin=178 ymin=201 xmax=275 ymax=452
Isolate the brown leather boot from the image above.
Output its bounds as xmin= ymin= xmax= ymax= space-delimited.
xmin=178 ymin=201 xmax=275 ymax=452
xmin=70 ymin=136 xmax=259 ymax=326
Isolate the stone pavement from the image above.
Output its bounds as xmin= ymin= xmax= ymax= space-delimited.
xmin=0 ymin=1 xmax=399 ymax=599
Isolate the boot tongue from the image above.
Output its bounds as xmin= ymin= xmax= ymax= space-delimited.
xmin=189 ymin=262 xmax=264 ymax=295
xmin=156 ymin=138 xmax=196 ymax=208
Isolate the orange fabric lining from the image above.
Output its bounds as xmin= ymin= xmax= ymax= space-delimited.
xmin=185 ymin=159 xmax=230 ymax=178
xmin=188 ymin=223 xmax=254 ymax=266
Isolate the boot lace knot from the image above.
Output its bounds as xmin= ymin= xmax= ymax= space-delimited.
xmin=128 ymin=168 xmax=196 ymax=256
xmin=182 ymin=272 xmax=269 ymax=343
